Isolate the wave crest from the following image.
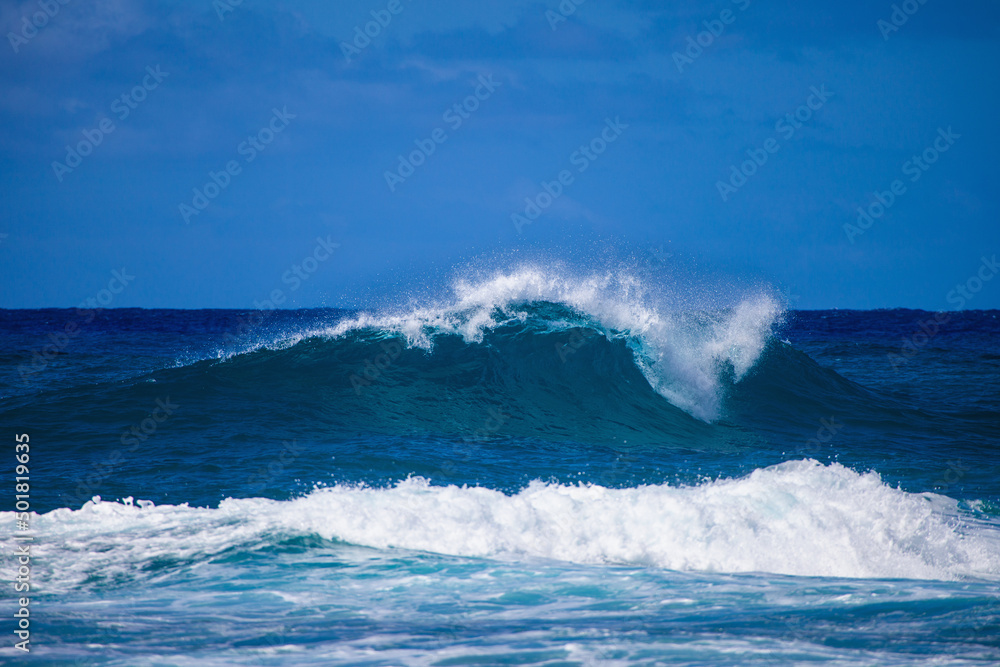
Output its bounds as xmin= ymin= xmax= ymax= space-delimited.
xmin=288 ymin=267 xmax=783 ymax=421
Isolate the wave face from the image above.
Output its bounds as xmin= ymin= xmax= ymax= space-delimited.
xmin=238 ymin=267 xmax=785 ymax=423
xmin=20 ymin=461 xmax=1000 ymax=592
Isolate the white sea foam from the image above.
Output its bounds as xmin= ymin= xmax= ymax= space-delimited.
xmin=9 ymin=461 xmax=1000 ymax=592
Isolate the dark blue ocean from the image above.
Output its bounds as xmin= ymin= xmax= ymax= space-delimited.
xmin=2 ymin=268 xmax=999 ymax=665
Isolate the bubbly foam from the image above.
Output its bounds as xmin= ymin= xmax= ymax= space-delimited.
xmin=10 ymin=461 xmax=1000 ymax=591
xmin=242 ymin=266 xmax=784 ymax=421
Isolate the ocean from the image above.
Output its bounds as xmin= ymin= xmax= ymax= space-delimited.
xmin=2 ymin=267 xmax=999 ymax=665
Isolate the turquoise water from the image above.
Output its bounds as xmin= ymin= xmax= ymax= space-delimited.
xmin=2 ymin=268 xmax=999 ymax=664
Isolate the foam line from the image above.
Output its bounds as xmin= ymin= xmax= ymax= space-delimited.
xmin=10 ymin=461 xmax=999 ymax=592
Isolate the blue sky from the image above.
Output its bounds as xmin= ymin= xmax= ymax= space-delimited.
xmin=1 ymin=0 xmax=998 ymax=309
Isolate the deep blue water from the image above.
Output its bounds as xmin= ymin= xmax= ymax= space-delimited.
xmin=2 ymin=272 xmax=999 ymax=665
